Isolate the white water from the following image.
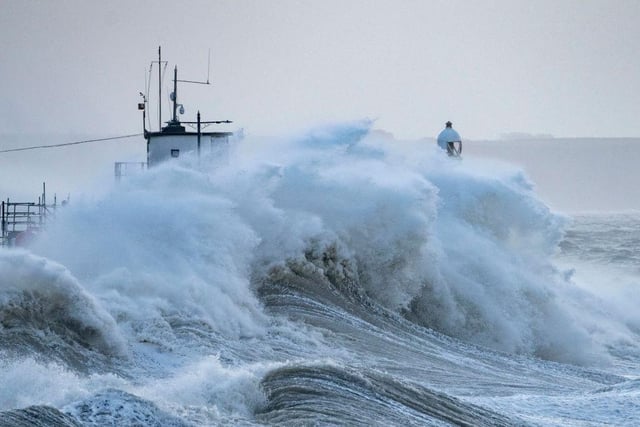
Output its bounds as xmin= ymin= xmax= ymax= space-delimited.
xmin=0 ymin=123 xmax=638 ymax=425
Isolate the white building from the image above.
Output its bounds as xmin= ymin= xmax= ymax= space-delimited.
xmin=145 ymin=118 xmax=231 ymax=167
xmin=115 ymin=49 xmax=234 ymax=180
xmin=145 ymin=63 xmax=232 ymax=167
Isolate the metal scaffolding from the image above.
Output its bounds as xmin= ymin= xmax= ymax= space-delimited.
xmin=1 ymin=183 xmax=62 ymax=247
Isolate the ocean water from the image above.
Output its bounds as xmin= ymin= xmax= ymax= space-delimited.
xmin=1 ymin=123 xmax=638 ymax=426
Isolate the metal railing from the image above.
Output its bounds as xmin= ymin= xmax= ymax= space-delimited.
xmin=115 ymin=161 xmax=147 ymax=182
xmin=1 ymin=183 xmax=63 ymax=247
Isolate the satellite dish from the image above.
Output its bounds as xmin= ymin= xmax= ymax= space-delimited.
xmin=179 ymin=105 xmax=185 ymax=115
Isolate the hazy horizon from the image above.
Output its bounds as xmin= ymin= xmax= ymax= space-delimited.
xmin=1 ymin=131 xmax=639 ymax=213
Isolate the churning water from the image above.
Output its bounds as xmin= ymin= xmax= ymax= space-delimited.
xmin=1 ymin=123 xmax=638 ymax=426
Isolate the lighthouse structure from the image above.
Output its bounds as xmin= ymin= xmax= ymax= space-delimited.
xmin=140 ymin=47 xmax=233 ymax=167
xmin=437 ymin=121 xmax=462 ymax=157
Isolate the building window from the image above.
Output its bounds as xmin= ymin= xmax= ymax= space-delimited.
xmin=171 ymin=149 xmax=180 ymax=158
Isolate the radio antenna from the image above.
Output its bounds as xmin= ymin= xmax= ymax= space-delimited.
xmin=176 ymin=50 xmax=211 ymax=85
xmin=207 ymin=48 xmax=211 ymax=85
xmin=158 ymin=46 xmax=162 ymax=129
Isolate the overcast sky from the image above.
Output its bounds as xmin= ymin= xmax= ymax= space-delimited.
xmin=1 ymin=0 xmax=639 ymax=140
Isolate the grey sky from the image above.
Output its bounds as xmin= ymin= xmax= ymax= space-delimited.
xmin=1 ymin=0 xmax=639 ymax=140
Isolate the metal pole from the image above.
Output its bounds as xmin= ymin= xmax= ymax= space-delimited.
xmin=9 ymin=199 xmax=14 ymax=232
xmin=172 ymin=66 xmax=178 ymax=123
xmin=158 ymin=46 xmax=162 ymax=130
xmin=197 ymin=110 xmax=201 ymax=157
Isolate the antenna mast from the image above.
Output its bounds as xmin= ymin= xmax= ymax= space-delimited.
xmin=172 ymin=66 xmax=178 ymax=123
xmin=158 ymin=46 xmax=162 ymax=130
xmin=149 ymin=47 xmax=167 ymax=130
xmin=176 ymin=50 xmax=212 ymax=85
